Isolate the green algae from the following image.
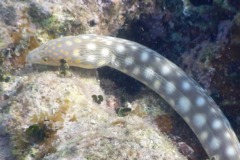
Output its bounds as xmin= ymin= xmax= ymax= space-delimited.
xmin=116 ymin=107 xmax=132 ymax=117
xmin=92 ymin=95 xmax=104 ymax=104
xmin=59 ymin=59 xmax=71 ymax=77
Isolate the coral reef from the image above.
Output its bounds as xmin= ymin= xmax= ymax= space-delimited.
xmin=0 ymin=68 xmax=187 ymax=159
xmin=119 ymin=0 xmax=237 ymax=64
xmin=0 ymin=0 xmax=239 ymax=159
xmin=0 ymin=0 xmax=160 ymax=71
xmin=180 ymin=11 xmax=240 ymax=145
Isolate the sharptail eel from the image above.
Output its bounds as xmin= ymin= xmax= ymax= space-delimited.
xmin=26 ymin=34 xmax=240 ymax=160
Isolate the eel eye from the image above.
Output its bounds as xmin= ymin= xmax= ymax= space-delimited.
xmin=42 ymin=57 xmax=48 ymax=62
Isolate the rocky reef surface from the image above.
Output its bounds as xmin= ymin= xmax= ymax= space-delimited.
xmin=1 ymin=67 xmax=187 ymax=159
xmin=0 ymin=0 xmax=240 ymax=160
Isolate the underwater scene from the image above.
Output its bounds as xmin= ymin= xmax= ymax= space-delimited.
xmin=0 ymin=0 xmax=240 ymax=160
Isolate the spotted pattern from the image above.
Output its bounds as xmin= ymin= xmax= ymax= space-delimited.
xmin=182 ymin=81 xmax=191 ymax=91
xmin=193 ymin=113 xmax=206 ymax=128
xmin=178 ymin=96 xmax=191 ymax=113
xmin=26 ymin=34 xmax=240 ymax=160
xmin=86 ymin=43 xmax=97 ymax=50
xmin=195 ymin=96 xmax=206 ymax=107
xmin=140 ymin=51 xmax=150 ymax=62
xmin=209 ymin=137 xmax=221 ymax=150
xmin=66 ymin=41 xmax=73 ymax=46
xmin=161 ymin=65 xmax=171 ymax=75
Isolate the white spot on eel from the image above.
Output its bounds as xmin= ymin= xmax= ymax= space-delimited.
xmin=182 ymin=81 xmax=191 ymax=91
xmin=161 ymin=65 xmax=171 ymax=75
xmin=153 ymin=80 xmax=161 ymax=90
xmin=124 ymin=57 xmax=134 ymax=66
xmin=193 ymin=113 xmax=206 ymax=128
xmin=178 ymin=96 xmax=191 ymax=113
xmin=209 ymin=137 xmax=221 ymax=150
xmin=86 ymin=43 xmax=97 ymax=50
xmin=211 ymin=119 xmax=222 ymax=130
xmin=101 ymin=48 xmax=110 ymax=57
xmin=140 ymin=51 xmax=150 ymax=62
xmin=165 ymin=81 xmax=176 ymax=94
xmin=115 ymin=44 xmax=126 ymax=53
xmin=144 ymin=67 xmax=155 ymax=79
xmin=196 ymin=96 xmax=206 ymax=107
xmin=26 ymin=34 xmax=240 ymax=160
xmin=200 ymin=131 xmax=209 ymax=141
xmin=132 ymin=67 xmax=141 ymax=75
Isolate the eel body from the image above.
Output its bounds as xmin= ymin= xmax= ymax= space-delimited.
xmin=26 ymin=34 xmax=240 ymax=160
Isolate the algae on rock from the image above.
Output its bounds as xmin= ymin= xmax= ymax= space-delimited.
xmin=1 ymin=67 xmax=187 ymax=160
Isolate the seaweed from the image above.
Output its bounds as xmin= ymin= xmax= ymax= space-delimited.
xmin=116 ymin=107 xmax=132 ymax=117
xmin=11 ymin=98 xmax=73 ymax=159
xmin=59 ymin=59 xmax=71 ymax=77
xmin=92 ymin=95 xmax=104 ymax=104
